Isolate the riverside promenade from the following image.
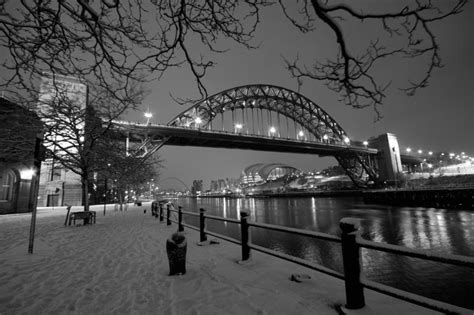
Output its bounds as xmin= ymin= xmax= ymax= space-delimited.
xmin=0 ymin=203 xmax=448 ymax=314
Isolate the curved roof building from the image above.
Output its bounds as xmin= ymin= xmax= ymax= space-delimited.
xmin=241 ymin=163 xmax=300 ymax=186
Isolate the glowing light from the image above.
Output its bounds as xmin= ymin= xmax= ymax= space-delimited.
xmin=343 ymin=136 xmax=350 ymax=144
xmin=298 ymin=131 xmax=304 ymax=137
xmin=235 ymin=123 xmax=243 ymax=131
xmin=144 ymin=112 xmax=153 ymax=119
xmin=323 ymin=134 xmax=329 ymax=141
xmin=418 ymin=150 xmax=423 ymax=154
xmin=269 ymin=126 xmax=276 ymax=134
xmin=363 ymin=141 xmax=368 ymax=146
xmin=428 ymin=151 xmax=433 ymax=155
xmin=195 ymin=117 xmax=202 ymax=124
xmin=406 ymin=148 xmax=411 ymax=153
xmin=20 ymin=169 xmax=35 ymax=180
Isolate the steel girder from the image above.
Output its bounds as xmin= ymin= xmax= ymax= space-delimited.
xmin=167 ymin=84 xmax=379 ymax=186
xmin=168 ymin=84 xmax=349 ymax=144
xmin=335 ymin=153 xmax=379 ymax=188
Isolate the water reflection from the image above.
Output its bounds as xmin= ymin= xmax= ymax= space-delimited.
xmin=177 ymin=196 xmax=473 ymax=309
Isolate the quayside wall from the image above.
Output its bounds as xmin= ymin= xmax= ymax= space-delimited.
xmin=363 ymin=188 xmax=474 ymax=210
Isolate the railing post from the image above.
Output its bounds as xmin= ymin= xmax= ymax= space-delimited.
xmin=178 ymin=206 xmax=184 ymax=232
xmin=240 ymin=211 xmax=250 ymax=261
xmin=340 ymin=218 xmax=365 ymax=309
xmin=166 ymin=204 xmax=171 ymax=226
xmin=159 ymin=205 xmax=164 ymax=222
xmin=199 ymin=208 xmax=207 ymax=243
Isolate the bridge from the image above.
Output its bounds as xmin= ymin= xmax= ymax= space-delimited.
xmin=111 ymin=84 xmax=413 ymax=188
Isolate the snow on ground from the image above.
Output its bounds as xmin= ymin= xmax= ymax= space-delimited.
xmin=0 ymin=203 xmax=445 ymax=314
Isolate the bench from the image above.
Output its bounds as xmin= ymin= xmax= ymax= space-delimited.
xmin=68 ymin=211 xmax=96 ymax=226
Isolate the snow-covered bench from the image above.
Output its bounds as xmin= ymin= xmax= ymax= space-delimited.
xmin=68 ymin=211 xmax=96 ymax=226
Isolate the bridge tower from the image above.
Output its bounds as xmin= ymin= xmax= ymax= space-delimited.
xmin=371 ymin=133 xmax=402 ymax=185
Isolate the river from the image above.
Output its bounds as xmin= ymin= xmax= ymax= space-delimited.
xmin=173 ymin=196 xmax=473 ymax=310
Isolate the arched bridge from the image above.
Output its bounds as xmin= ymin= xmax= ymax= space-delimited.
xmin=112 ymin=84 xmax=384 ymax=187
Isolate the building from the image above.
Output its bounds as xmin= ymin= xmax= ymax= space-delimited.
xmin=209 ymin=177 xmax=240 ymax=192
xmin=191 ymin=180 xmax=203 ymax=195
xmin=0 ymin=97 xmax=44 ymax=214
xmin=240 ymin=163 xmax=301 ymax=187
xmin=35 ymin=74 xmax=88 ymax=206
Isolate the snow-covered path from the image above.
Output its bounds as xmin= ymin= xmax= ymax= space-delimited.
xmin=0 ymin=204 xmax=444 ymax=314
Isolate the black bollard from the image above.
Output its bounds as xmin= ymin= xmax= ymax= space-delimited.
xmin=166 ymin=232 xmax=187 ymax=275
xmin=340 ymin=218 xmax=365 ymax=309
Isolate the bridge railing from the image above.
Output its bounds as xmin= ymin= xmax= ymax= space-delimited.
xmin=159 ymin=203 xmax=473 ymax=313
xmin=111 ymin=119 xmax=373 ymax=149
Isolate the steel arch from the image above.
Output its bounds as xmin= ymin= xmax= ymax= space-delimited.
xmin=166 ymin=84 xmax=378 ymax=187
xmin=168 ymin=84 xmax=349 ymax=143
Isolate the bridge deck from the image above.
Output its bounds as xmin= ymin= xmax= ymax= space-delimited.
xmin=114 ymin=122 xmax=378 ymax=156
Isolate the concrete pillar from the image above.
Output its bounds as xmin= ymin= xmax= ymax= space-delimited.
xmin=372 ymin=133 xmax=402 ymax=186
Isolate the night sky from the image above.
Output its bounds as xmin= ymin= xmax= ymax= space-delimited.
xmin=123 ymin=2 xmax=473 ymax=190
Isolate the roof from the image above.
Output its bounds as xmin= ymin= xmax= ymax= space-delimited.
xmin=242 ymin=163 xmax=300 ymax=181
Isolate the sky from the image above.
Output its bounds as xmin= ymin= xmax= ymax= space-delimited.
xmin=2 ymin=2 xmax=471 ymax=191
xmin=123 ymin=2 xmax=474 ymax=191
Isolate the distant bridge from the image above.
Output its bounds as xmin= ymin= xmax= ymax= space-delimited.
xmin=111 ymin=84 xmax=414 ymax=188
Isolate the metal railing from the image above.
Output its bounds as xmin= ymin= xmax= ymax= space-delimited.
xmin=156 ymin=203 xmax=474 ymax=314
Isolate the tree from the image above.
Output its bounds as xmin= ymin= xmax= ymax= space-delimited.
xmin=38 ymin=75 xmax=145 ymax=211
xmin=0 ymin=1 xmax=267 ymax=105
xmin=92 ymin=135 xmax=163 ymax=208
xmin=1 ymin=1 xmax=466 ymax=111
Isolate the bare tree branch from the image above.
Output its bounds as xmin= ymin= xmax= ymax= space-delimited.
xmin=282 ymin=0 xmax=467 ymax=117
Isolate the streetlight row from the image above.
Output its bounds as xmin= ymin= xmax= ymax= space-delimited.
xmin=404 ymin=147 xmax=472 ymax=159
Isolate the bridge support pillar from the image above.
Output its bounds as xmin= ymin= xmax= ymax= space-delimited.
xmin=371 ymin=133 xmax=402 ymax=186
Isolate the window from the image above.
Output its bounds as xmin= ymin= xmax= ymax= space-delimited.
xmin=0 ymin=170 xmax=16 ymax=201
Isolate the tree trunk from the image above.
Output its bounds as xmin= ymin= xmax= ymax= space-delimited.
xmin=82 ymin=175 xmax=90 ymax=212
xmin=118 ymin=192 xmax=123 ymax=211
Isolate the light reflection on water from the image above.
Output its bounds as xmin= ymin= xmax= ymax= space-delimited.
xmin=178 ymin=196 xmax=473 ymax=309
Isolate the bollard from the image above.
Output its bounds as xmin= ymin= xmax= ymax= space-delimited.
xmin=178 ymin=206 xmax=184 ymax=232
xmin=166 ymin=204 xmax=171 ymax=226
xmin=199 ymin=208 xmax=207 ymax=243
xmin=159 ymin=205 xmax=164 ymax=222
xmin=340 ymin=218 xmax=365 ymax=309
xmin=240 ymin=211 xmax=250 ymax=261
xmin=64 ymin=205 xmax=72 ymax=226
xmin=166 ymin=232 xmax=187 ymax=275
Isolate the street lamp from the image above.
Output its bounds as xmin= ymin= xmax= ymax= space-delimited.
xmin=297 ymin=130 xmax=305 ymax=140
xmin=269 ymin=126 xmax=276 ymax=137
xmin=144 ymin=112 xmax=153 ymax=125
xmin=235 ymin=123 xmax=243 ymax=133
xmin=406 ymin=147 xmax=411 ymax=153
xmin=343 ymin=136 xmax=350 ymax=145
xmin=195 ymin=117 xmax=202 ymax=128
xmin=363 ymin=141 xmax=368 ymax=147
xmin=323 ymin=134 xmax=329 ymax=143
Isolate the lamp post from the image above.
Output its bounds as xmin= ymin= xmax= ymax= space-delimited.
xmin=269 ymin=126 xmax=276 ymax=137
xmin=195 ymin=117 xmax=202 ymax=129
xmin=343 ymin=136 xmax=350 ymax=145
xmin=323 ymin=134 xmax=329 ymax=143
xmin=103 ymin=163 xmax=111 ymax=216
xmin=144 ymin=112 xmax=153 ymax=125
xmin=235 ymin=123 xmax=243 ymax=133
xmin=298 ymin=130 xmax=305 ymax=140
